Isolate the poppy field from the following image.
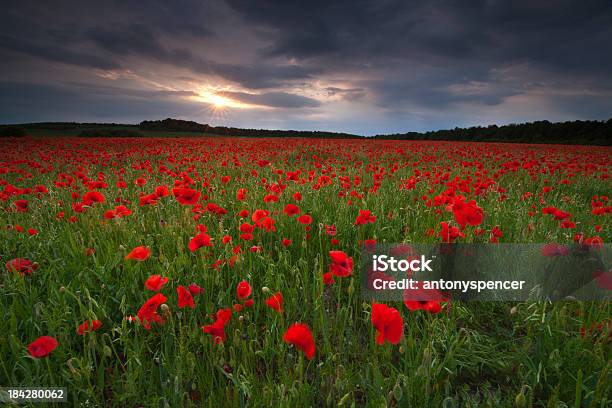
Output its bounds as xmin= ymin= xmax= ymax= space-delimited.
xmin=1 ymin=136 xmax=610 ymax=406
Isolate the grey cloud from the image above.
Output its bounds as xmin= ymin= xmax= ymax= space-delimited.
xmin=0 ymin=34 xmax=119 ymax=70
xmin=324 ymin=87 xmax=366 ymax=101
xmin=0 ymin=81 xmax=204 ymax=123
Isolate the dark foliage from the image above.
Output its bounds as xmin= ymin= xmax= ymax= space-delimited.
xmin=78 ymin=129 xmax=143 ymax=137
xmin=139 ymin=118 xmax=358 ymax=139
xmin=0 ymin=126 xmax=26 ymax=137
xmin=6 ymin=118 xmax=611 ymax=145
xmin=374 ymin=119 xmax=612 ymax=145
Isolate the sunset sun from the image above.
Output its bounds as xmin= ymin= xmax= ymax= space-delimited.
xmin=209 ymin=94 xmax=229 ymax=108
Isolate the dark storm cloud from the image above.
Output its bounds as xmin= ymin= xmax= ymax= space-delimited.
xmin=0 ymin=34 xmax=119 ymax=70
xmin=0 ymin=0 xmax=611 ymax=130
xmin=217 ymin=91 xmax=321 ymax=108
xmin=227 ymin=0 xmax=612 ymax=108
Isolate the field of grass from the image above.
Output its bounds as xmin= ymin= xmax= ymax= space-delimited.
xmin=1 ymin=136 xmax=610 ymax=406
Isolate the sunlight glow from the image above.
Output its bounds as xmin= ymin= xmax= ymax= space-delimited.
xmin=195 ymin=90 xmax=251 ymax=110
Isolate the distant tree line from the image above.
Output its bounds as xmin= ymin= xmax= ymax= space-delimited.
xmin=78 ymin=129 xmax=143 ymax=138
xmin=3 ymin=118 xmax=611 ymax=145
xmin=139 ymin=118 xmax=358 ymax=139
xmin=0 ymin=126 xmax=26 ymax=137
xmin=373 ymin=119 xmax=612 ymax=145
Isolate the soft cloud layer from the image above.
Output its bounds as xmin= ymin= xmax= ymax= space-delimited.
xmin=1 ymin=0 xmax=611 ymax=134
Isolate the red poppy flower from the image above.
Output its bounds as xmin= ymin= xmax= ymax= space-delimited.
xmin=251 ymin=209 xmax=269 ymax=223
xmin=14 ymin=199 xmax=29 ymax=212
xmin=283 ymin=204 xmax=301 ymax=216
xmin=329 ymin=250 xmax=353 ymax=277
xmin=114 ymin=205 xmax=132 ymax=217
xmin=177 ymin=285 xmax=195 ymax=309
xmin=364 ymin=239 xmax=377 ymax=251
xmin=451 ymin=197 xmax=484 ymax=228
xmin=297 ymin=214 xmax=312 ymax=225
xmin=282 ymin=238 xmax=292 ymax=247
xmin=325 ymin=225 xmax=337 ymax=236
xmin=27 ymin=336 xmax=58 ymax=358
xmin=439 ymin=222 xmax=464 ymax=243
xmin=5 ymin=258 xmax=38 ymax=275
xmin=593 ymin=270 xmax=612 ymax=290
xmin=371 ymin=303 xmax=403 ymax=345
xmin=137 ymin=293 xmax=167 ymax=330
xmin=188 ymin=232 xmax=212 ymax=252
xmin=283 ymin=323 xmax=315 ymax=360
xmin=354 ymin=209 xmax=376 ymax=225
xmin=27 ymin=228 xmax=38 ymax=236
xmin=240 ymin=223 xmax=254 ymax=233
xmin=403 ymin=283 xmax=447 ymax=314
xmin=83 ymin=191 xmax=105 ymax=205
xmin=541 ymin=244 xmax=569 ymax=257
xmin=265 ymin=292 xmax=283 ymax=313
xmin=172 ymin=187 xmax=201 ymax=205
xmin=139 ymin=193 xmax=159 ymax=206
xmin=154 ymin=185 xmax=169 ymax=197
xmin=188 ymin=283 xmax=204 ymax=295
xmin=236 ymin=188 xmax=247 ymax=201
xmin=236 ymin=280 xmax=252 ymax=300
xmin=145 ymin=275 xmax=169 ymax=291
xmin=202 ymin=308 xmax=232 ymax=344
xmin=323 ymin=272 xmax=335 ymax=285
xmin=76 ymin=320 xmax=102 ymax=335
xmin=125 ymin=246 xmax=151 ymax=261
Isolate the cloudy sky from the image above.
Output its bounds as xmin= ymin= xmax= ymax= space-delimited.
xmin=1 ymin=0 xmax=611 ymax=134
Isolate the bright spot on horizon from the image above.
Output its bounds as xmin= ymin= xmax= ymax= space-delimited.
xmin=195 ymin=90 xmax=251 ymax=110
xmin=210 ymin=94 xmax=229 ymax=108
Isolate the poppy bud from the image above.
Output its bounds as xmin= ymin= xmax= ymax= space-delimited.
xmin=160 ymin=303 xmax=170 ymax=316
xmin=338 ymin=392 xmax=351 ymax=406
xmin=515 ymin=391 xmax=526 ymax=408
xmin=399 ymin=346 xmax=405 ymax=354
xmin=59 ymin=286 xmax=66 ymax=293
xmin=119 ymin=244 xmax=125 ymax=251
xmin=510 ymin=306 xmax=518 ymax=315
xmin=103 ymin=345 xmax=112 ymax=358
xmin=261 ymin=286 xmax=271 ymax=294
xmin=66 ymin=358 xmax=77 ymax=374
